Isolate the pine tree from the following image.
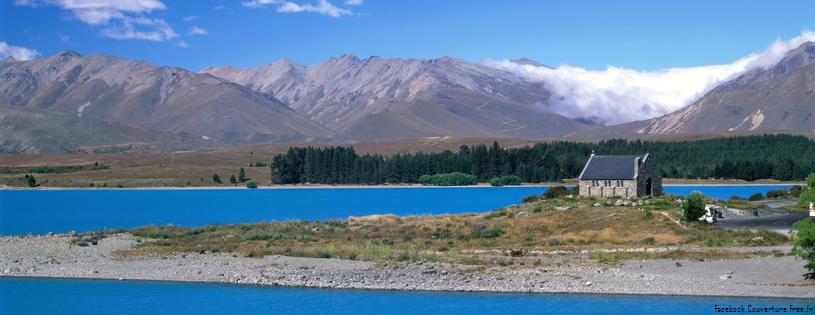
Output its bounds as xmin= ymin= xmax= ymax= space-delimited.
xmin=238 ymin=167 xmax=246 ymax=182
xmin=212 ymin=173 xmax=222 ymax=184
xmin=229 ymin=175 xmax=237 ymax=184
xmin=27 ymin=174 xmax=36 ymax=187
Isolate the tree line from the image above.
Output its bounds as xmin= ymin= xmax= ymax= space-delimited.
xmin=269 ymin=134 xmax=815 ymax=185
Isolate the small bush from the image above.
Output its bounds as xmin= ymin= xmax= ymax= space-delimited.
xmin=790 ymin=185 xmax=803 ymax=198
xmin=592 ymin=249 xmax=604 ymax=263
xmin=521 ymin=194 xmax=542 ymax=203
xmin=636 ymin=236 xmax=656 ymax=245
xmin=682 ymin=192 xmax=706 ymax=222
xmin=748 ymin=192 xmax=764 ymax=201
xmin=484 ymin=210 xmax=507 ymax=220
xmin=533 ymin=205 xmax=542 ymax=213
xmin=543 ymin=186 xmax=572 ymax=199
xmin=728 ymin=195 xmax=745 ymax=201
xmin=765 ymin=189 xmax=787 ymax=199
xmin=791 ymin=218 xmax=815 ymax=279
xmin=246 ymin=181 xmax=258 ymax=189
xmin=490 ymin=175 xmax=522 ymax=186
xmin=470 ymin=223 xmax=504 ymax=238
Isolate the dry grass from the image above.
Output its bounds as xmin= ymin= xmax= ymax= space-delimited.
xmin=0 ymin=137 xmax=560 ymax=188
xmin=123 ymin=195 xmax=792 ymax=265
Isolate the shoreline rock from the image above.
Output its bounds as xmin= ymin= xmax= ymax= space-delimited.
xmin=1 ymin=233 xmax=813 ymax=298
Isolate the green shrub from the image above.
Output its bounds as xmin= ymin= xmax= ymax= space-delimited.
xmin=791 ymin=218 xmax=815 ymax=279
xmin=543 ymin=186 xmax=571 ymax=199
xmin=765 ymin=189 xmax=787 ymax=199
xmin=504 ymin=175 xmax=522 ymax=185
xmin=682 ymin=192 xmax=706 ymax=222
xmin=489 ymin=175 xmax=521 ymax=186
xmin=521 ymin=194 xmax=542 ymax=203
xmin=748 ymin=192 xmax=764 ymax=201
xmin=790 ymin=185 xmax=803 ymax=198
xmin=484 ymin=210 xmax=507 ymax=220
xmin=212 ymin=173 xmax=222 ymax=184
xmin=470 ymin=223 xmax=504 ymax=238
xmin=799 ymin=173 xmax=815 ymax=206
xmin=246 ymin=181 xmax=258 ymax=189
xmin=592 ymin=249 xmax=604 ymax=263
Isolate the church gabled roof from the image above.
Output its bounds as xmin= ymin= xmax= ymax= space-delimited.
xmin=578 ymin=154 xmax=648 ymax=180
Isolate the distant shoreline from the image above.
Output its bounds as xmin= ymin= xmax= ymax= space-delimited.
xmin=0 ymin=182 xmax=802 ymax=191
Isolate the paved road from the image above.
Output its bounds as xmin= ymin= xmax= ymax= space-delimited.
xmin=716 ymin=199 xmax=809 ymax=235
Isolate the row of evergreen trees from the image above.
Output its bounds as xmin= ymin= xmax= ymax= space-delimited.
xmin=269 ymin=134 xmax=815 ymax=185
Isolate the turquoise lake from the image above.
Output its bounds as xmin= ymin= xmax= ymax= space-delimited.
xmin=1 ymin=278 xmax=812 ymax=315
xmin=0 ymin=185 xmax=810 ymax=314
xmin=0 ymin=185 xmax=794 ymax=235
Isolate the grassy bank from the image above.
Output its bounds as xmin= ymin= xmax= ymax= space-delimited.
xmin=121 ymin=194 xmax=791 ymax=266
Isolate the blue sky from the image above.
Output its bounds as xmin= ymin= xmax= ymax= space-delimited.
xmin=1 ymin=0 xmax=812 ymax=71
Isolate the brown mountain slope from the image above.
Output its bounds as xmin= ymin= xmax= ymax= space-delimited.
xmin=0 ymin=51 xmax=333 ymax=144
xmin=0 ymin=105 xmax=212 ymax=154
xmin=567 ymin=42 xmax=815 ymax=138
xmin=202 ymin=55 xmax=587 ymax=140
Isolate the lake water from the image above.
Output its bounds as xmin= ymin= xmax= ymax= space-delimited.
xmin=0 ymin=185 xmax=808 ymax=314
xmin=0 ymin=185 xmax=792 ymax=235
xmin=1 ymin=278 xmax=811 ymax=315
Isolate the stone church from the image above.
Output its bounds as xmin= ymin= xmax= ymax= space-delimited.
xmin=578 ymin=153 xmax=662 ymax=198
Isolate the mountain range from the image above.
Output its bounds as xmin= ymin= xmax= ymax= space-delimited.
xmin=567 ymin=42 xmax=815 ymax=138
xmin=1 ymin=42 xmax=813 ymax=153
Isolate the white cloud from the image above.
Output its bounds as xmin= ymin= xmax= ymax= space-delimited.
xmin=344 ymin=0 xmax=362 ymax=5
xmin=0 ymin=42 xmax=41 ymax=60
xmin=243 ymin=0 xmax=353 ymax=17
xmin=58 ymin=34 xmax=73 ymax=43
xmin=175 ymin=40 xmax=189 ymax=48
xmin=14 ymin=0 xmax=177 ymax=41
xmin=188 ymin=26 xmax=208 ymax=35
xmin=12 ymin=0 xmax=37 ymax=7
xmin=484 ymin=30 xmax=815 ymax=125
xmin=182 ymin=15 xmax=198 ymax=21
xmin=99 ymin=17 xmax=178 ymax=41
xmin=213 ymin=5 xmax=225 ymax=10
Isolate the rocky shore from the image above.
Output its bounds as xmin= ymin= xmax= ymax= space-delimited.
xmin=1 ymin=233 xmax=813 ymax=298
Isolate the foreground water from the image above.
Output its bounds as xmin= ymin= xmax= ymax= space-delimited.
xmin=1 ymin=278 xmax=811 ymax=315
xmin=0 ymin=185 xmax=792 ymax=235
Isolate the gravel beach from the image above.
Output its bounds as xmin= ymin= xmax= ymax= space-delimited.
xmin=1 ymin=233 xmax=813 ymax=298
